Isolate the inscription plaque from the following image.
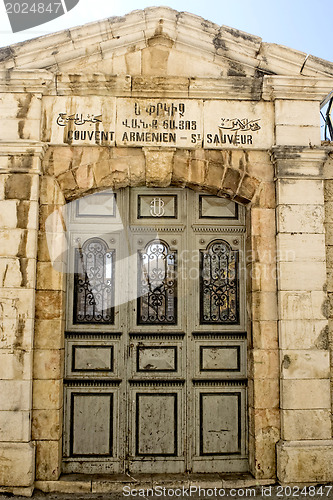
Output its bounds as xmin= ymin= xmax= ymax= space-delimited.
xmin=116 ymin=99 xmax=203 ymax=148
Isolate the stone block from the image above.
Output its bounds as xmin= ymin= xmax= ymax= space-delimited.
xmin=281 ymin=350 xmax=330 ymax=379
xmin=324 ymin=179 xmax=333 ymax=200
xmin=275 ymin=125 xmax=321 ymax=146
xmin=5 ymin=173 xmax=39 ymax=201
xmin=277 ymin=179 xmax=324 ymax=205
xmin=250 ymin=350 xmax=279 ymax=379
xmin=35 ymin=439 xmax=61 ymax=481
xmin=32 ymin=379 xmax=63 ymax=410
xmin=0 ymin=380 xmax=31 ymax=410
xmin=252 ymin=321 xmax=278 ymax=350
xmin=235 ymin=174 xmax=260 ymax=204
xmin=35 ymin=290 xmax=65 ymax=320
xmin=39 ymin=176 xmax=65 ymax=205
xmin=0 ymin=288 xmax=36 ymax=319
xmin=171 ymin=150 xmax=190 ymax=185
xmin=0 ymin=351 xmax=32 ymax=380
xmin=276 ymin=233 xmax=326 ymax=261
xmin=0 ymin=229 xmax=37 ymax=259
xmin=0 ymin=257 xmax=36 ymax=288
xmin=277 ymin=440 xmax=333 ymax=483
xmin=144 ymin=149 xmax=174 ymax=188
xmin=278 ymin=291 xmax=328 ymax=320
xmin=0 ymin=442 xmax=35 ymax=487
xmin=33 ymin=349 xmax=64 ymax=380
xmin=250 ymin=208 xmax=276 ymax=238
xmin=0 ymin=118 xmax=41 ymax=141
xmin=34 ymin=319 xmax=64 ymax=350
xmin=252 ymin=379 xmax=279 ymax=409
xmin=56 ymin=171 xmax=78 ymax=199
xmin=281 ymin=410 xmax=332 ymax=440
xmin=246 ymin=151 xmax=274 ymax=182
xmin=250 ymin=427 xmax=279 ymax=479
xmin=35 ymin=480 xmax=91 ymax=493
xmin=279 ymin=319 xmax=329 ymax=349
xmin=32 ymin=409 xmax=62 ymax=440
xmin=0 ymin=410 xmax=31 ymax=442
xmin=0 ymin=314 xmax=34 ymax=351
xmin=278 ymin=261 xmax=327 ymax=291
xmin=36 ymin=262 xmax=65 ymax=291
xmin=251 ymin=292 xmax=278 ymax=321
xmin=275 ymin=100 xmax=320 ymax=127
xmin=277 ymin=204 xmax=324 ymax=233
xmin=73 ymin=164 xmax=96 ymax=191
xmin=0 ymin=200 xmax=18 ymax=228
xmin=281 ymin=379 xmax=331 ymax=409
xmin=249 ymin=408 xmax=280 ymax=435
xmin=250 ymin=262 xmax=278 ymax=292
xmin=255 ymin=182 xmax=275 ymax=209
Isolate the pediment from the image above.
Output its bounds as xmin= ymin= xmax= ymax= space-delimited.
xmin=1 ymin=6 xmax=333 ymax=79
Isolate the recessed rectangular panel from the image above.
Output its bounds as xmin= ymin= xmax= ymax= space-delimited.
xmin=76 ymin=192 xmax=116 ymax=218
xmin=138 ymin=195 xmax=177 ymax=219
xmin=200 ymin=346 xmax=240 ymax=372
xmin=137 ymin=346 xmax=177 ymax=372
xmin=70 ymin=393 xmax=113 ymax=456
xmin=72 ymin=346 xmax=113 ymax=372
xmin=199 ymin=196 xmax=238 ymax=219
xmin=200 ymin=393 xmax=241 ymax=455
xmin=136 ymin=393 xmax=177 ymax=456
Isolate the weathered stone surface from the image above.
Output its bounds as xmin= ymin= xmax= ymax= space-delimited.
xmin=281 ymin=410 xmax=332 ymax=440
xmin=277 ymin=204 xmax=325 ymax=233
xmin=0 ymin=411 xmax=31 ymax=442
xmin=35 ymin=439 xmax=61 ymax=481
xmin=277 ymin=179 xmax=324 ymax=205
xmin=32 ymin=380 xmax=62 ymax=410
xmin=32 ymin=409 xmax=62 ymax=441
xmin=281 ymin=379 xmax=331 ymax=409
xmin=281 ymin=350 xmax=330 ymax=379
xmin=0 ymin=443 xmax=35 ymax=487
xmin=277 ymin=440 xmax=333 ymax=483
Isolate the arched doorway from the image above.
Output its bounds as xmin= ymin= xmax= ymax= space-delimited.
xmin=62 ymin=187 xmax=248 ymax=474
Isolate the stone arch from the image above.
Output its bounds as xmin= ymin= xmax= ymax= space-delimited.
xmin=33 ymin=146 xmax=279 ymax=482
xmin=41 ymin=146 xmax=262 ymax=204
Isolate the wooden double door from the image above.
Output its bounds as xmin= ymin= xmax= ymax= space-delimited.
xmin=63 ymin=187 xmax=248 ymax=474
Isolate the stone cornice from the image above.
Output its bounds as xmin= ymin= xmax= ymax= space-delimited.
xmin=263 ymin=76 xmax=333 ymax=102
xmin=1 ymin=72 xmax=331 ymax=103
xmin=0 ymin=141 xmax=48 ymax=174
xmin=1 ymin=7 xmax=333 ymax=79
xmin=271 ymin=146 xmax=329 ymax=179
xmin=0 ymin=70 xmax=54 ymax=93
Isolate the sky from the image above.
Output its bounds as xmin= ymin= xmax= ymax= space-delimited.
xmin=0 ymin=0 xmax=332 ymax=63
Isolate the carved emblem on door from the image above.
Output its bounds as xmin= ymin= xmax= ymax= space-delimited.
xmin=149 ymin=197 xmax=165 ymax=217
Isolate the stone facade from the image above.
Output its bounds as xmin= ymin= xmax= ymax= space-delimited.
xmin=0 ymin=7 xmax=333 ymax=494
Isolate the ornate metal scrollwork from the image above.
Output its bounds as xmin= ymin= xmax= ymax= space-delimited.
xmin=200 ymin=239 xmax=238 ymax=324
xmin=74 ymin=238 xmax=115 ymax=324
xmin=138 ymin=240 xmax=177 ymax=325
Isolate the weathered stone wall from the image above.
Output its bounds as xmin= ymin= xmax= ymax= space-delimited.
xmin=324 ymin=152 xmax=333 ymax=430
xmin=0 ymin=140 xmax=45 ymax=494
xmin=0 ymin=6 xmax=333 ymax=493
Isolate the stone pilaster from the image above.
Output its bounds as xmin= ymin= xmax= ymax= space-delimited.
xmin=0 ymin=141 xmax=47 ymax=493
xmin=272 ymin=146 xmax=333 ymax=483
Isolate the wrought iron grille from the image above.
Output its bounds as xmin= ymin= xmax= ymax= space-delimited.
xmin=200 ymin=239 xmax=239 ymax=324
xmin=321 ymin=96 xmax=333 ymax=141
xmin=138 ymin=240 xmax=177 ymax=325
xmin=73 ymin=238 xmax=115 ymax=324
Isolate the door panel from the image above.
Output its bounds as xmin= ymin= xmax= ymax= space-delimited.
xmin=63 ymin=187 xmax=248 ymax=474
